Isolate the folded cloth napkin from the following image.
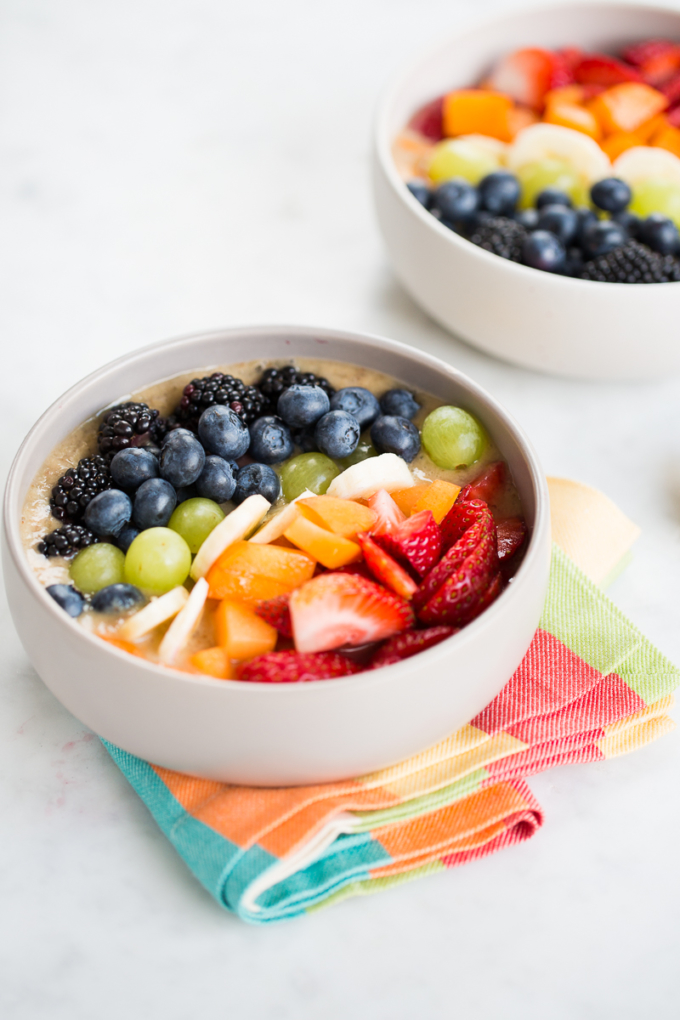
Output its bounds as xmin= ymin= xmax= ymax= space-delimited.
xmin=104 ymin=480 xmax=679 ymax=923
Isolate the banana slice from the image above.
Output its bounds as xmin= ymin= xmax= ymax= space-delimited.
xmin=118 ymin=586 xmax=189 ymax=642
xmin=190 ymin=494 xmax=270 ymax=580
xmin=507 ymin=123 xmax=611 ymax=182
xmin=455 ymin=134 xmax=509 ymax=163
xmin=613 ymin=146 xmax=680 ymax=186
xmin=249 ymin=490 xmax=316 ymax=544
xmin=327 ymin=453 xmax=414 ymax=501
xmin=158 ymin=577 xmax=209 ymax=665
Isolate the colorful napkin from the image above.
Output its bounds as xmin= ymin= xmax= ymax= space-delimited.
xmin=104 ymin=480 xmax=678 ymax=923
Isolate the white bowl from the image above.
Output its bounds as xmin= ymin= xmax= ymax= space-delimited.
xmin=373 ymin=1 xmax=680 ymax=382
xmin=2 ymin=325 xmax=551 ymax=785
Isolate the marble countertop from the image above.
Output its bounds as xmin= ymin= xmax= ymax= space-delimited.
xmin=2 ymin=0 xmax=679 ymax=1016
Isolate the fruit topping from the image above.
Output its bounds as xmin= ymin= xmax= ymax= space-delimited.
xmin=326 ymin=453 xmax=414 ymax=501
xmin=277 ymin=384 xmax=331 ymax=428
xmin=314 ymin=410 xmax=361 ymax=460
xmin=297 ymin=495 xmax=377 ymax=538
xmin=248 ymin=416 xmax=294 ymax=464
xmin=376 ymin=509 xmax=442 ymax=579
xmin=168 ymin=497 xmax=225 ymax=553
xmin=233 ymin=463 xmax=281 ymax=504
xmin=50 ymin=455 xmax=112 ymax=524
xmin=431 ymin=178 xmax=479 ymax=223
xmin=443 ymin=89 xmax=515 ymax=141
xmin=329 ymin=387 xmax=381 ymax=429
xmin=356 ymin=532 xmax=418 ymax=600
xmin=379 ymin=389 xmax=421 ymax=419
xmin=410 ymin=479 xmax=461 ymax=523
xmin=496 ymin=517 xmax=528 ymax=561
xmin=428 ymin=137 xmax=503 ymax=185
xmin=370 ymin=415 xmax=421 ymax=462
xmin=522 ymin=229 xmax=566 ymax=272
xmin=488 ymin=47 xmax=572 ymax=110
xmin=421 ymin=406 xmax=487 ymax=470
xmin=590 ymin=176 xmax=632 ymax=212
xmin=588 ymin=82 xmax=668 ymax=134
xmin=195 ymin=455 xmax=237 ymax=503
xmin=456 ymin=461 xmax=507 ymax=506
xmin=289 ymin=572 xmax=414 ymax=653
xmin=284 ymin=512 xmax=361 ymax=569
xmin=249 ymin=489 xmax=316 ymax=544
xmin=174 ymin=372 xmax=267 ymax=429
xmin=367 ymin=489 xmax=406 ymax=534
xmin=132 ymin=478 xmax=177 ymax=530
xmin=191 ymin=646 xmax=233 ymax=680
xmin=279 ymin=452 xmax=340 ymax=501
xmin=468 ymin=215 xmax=527 ymax=261
xmin=159 ymin=430 xmax=206 ymax=488
xmin=109 ymin=448 xmax=159 ymax=492
xmin=215 ymin=599 xmax=278 ymax=660
xmin=158 ymin=577 xmax=209 ymax=665
xmin=46 ymin=584 xmax=85 ymax=618
xmin=237 ymin=650 xmax=361 ymax=684
xmin=256 ymin=366 xmax=335 ymax=417
xmin=118 ymin=585 xmax=189 ymax=641
xmin=638 ymin=212 xmax=680 ymax=253
xmin=623 ymin=40 xmax=680 ymax=85
xmin=38 ymin=523 xmax=98 ymax=558
xmin=116 ymin=525 xmax=139 ymax=553
xmin=578 ymin=238 xmax=680 ymax=282
xmin=97 ymin=403 xmax=165 ymax=457
xmin=205 ymin=539 xmax=315 ymax=603
xmin=90 ymin=583 xmax=145 ymax=614
xmin=70 ymin=542 xmax=126 ymax=594
xmin=572 ymin=54 xmax=641 ymax=87
xmin=370 ymin=626 xmax=458 ymax=668
xmin=197 ymin=405 xmax=250 ymax=461
xmin=190 ymin=493 xmax=270 ymax=580
xmin=254 ymin=594 xmax=293 ymax=638
xmin=124 ymin=527 xmax=192 ymax=595
xmin=408 ymin=95 xmax=445 ymax=141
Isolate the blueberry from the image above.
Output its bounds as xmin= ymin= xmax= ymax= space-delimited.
xmin=160 ymin=430 xmax=206 ymax=487
xmin=478 ymin=171 xmax=520 ymax=216
xmin=116 ymin=524 xmax=140 ymax=553
xmin=248 ymin=416 xmax=294 ymax=464
xmin=277 ymin=384 xmax=330 ymax=428
xmin=590 ymin=177 xmax=631 ymax=214
xmin=521 ymin=231 xmax=566 ymax=273
xmin=329 ymin=387 xmax=381 ymax=429
xmin=536 ymin=204 xmax=578 ymax=246
xmin=314 ymin=410 xmax=361 ymax=459
xmin=562 ymin=247 xmax=585 ymax=277
xmin=46 ymin=584 xmax=85 ymax=618
xmin=291 ymin=426 xmax=318 ymax=453
xmin=161 ymin=428 xmax=194 ymax=447
xmin=110 ymin=448 xmax=159 ymax=491
xmin=370 ymin=416 xmax=421 ymax=462
xmin=612 ymin=210 xmax=642 ymax=238
xmin=639 ymin=213 xmax=680 ymax=255
xmin=580 ymin=220 xmax=627 ymax=259
xmin=91 ymin=583 xmax=145 ymax=614
xmin=514 ymin=208 xmax=539 ymax=230
xmin=574 ymin=207 xmax=598 ymax=245
xmin=379 ymin=388 xmax=421 ymax=419
xmin=84 ymin=489 xmax=132 ymax=538
xmin=132 ymin=478 xmax=177 ymax=529
xmin=197 ymin=406 xmax=250 ymax=460
xmin=174 ymin=484 xmax=197 ymax=503
xmin=407 ymin=180 xmax=431 ymax=208
xmin=431 ymin=178 xmax=478 ymax=223
xmin=196 ymin=455 xmax=236 ymax=502
xmin=233 ymin=463 xmax=281 ymax=504
xmin=536 ymin=188 xmax=572 ymax=209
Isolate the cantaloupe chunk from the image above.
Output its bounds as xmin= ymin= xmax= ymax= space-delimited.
xmin=297 ymin=496 xmax=377 ymax=538
xmin=443 ymin=89 xmax=515 ymax=142
xmin=652 ymin=125 xmax=680 ymax=159
xmin=191 ymin=646 xmax=233 ymax=679
xmin=214 ymin=600 xmax=278 ymax=659
xmin=636 ymin=112 xmax=669 ymax=143
xmin=390 ymin=483 xmax=432 ymax=516
xmin=601 ymin=131 xmax=645 ymax=160
xmin=206 ymin=541 xmax=316 ymax=603
xmin=412 ymin=479 xmax=461 ymax=523
xmin=588 ymin=83 xmax=668 ymax=135
xmin=544 ymin=102 xmax=602 ymax=141
xmin=544 ymin=85 xmax=587 ymax=108
xmin=284 ymin=514 xmax=361 ymax=569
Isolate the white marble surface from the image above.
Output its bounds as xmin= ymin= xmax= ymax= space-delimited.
xmin=2 ymin=0 xmax=680 ymax=1016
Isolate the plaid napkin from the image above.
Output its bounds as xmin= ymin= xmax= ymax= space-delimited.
xmin=104 ymin=480 xmax=678 ymax=923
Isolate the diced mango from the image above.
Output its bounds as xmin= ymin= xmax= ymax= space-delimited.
xmin=652 ymin=125 xmax=680 ymax=159
xmin=600 ymin=131 xmax=646 ymax=160
xmin=587 ymin=83 xmax=668 ymax=135
xmin=390 ymin=484 xmax=432 ymax=516
xmin=214 ymin=601 xmax=278 ymax=660
xmin=544 ymin=102 xmax=602 ymax=141
xmin=442 ymin=89 xmax=515 ymax=142
xmin=544 ymin=85 xmax=586 ymax=108
xmin=206 ymin=540 xmax=316 ymax=603
xmin=284 ymin=514 xmax=361 ymax=569
xmin=412 ymin=479 xmax=461 ymax=523
xmin=297 ymin=496 xmax=377 ymax=538
xmin=507 ymin=106 xmax=539 ymax=137
xmin=636 ymin=112 xmax=669 ymax=143
xmin=191 ymin=646 xmax=233 ymax=679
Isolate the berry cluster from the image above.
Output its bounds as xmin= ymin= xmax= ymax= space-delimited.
xmin=257 ymin=366 xmax=335 ymax=415
xmin=173 ymin=373 xmax=268 ymax=430
xmin=50 ymin=455 xmax=112 ymax=523
xmin=97 ymin=402 xmax=166 ymax=457
xmin=38 ymin=523 xmax=98 ymax=558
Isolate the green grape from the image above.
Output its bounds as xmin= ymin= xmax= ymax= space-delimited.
xmin=168 ymin=498 xmax=225 ymax=554
xmin=421 ymin=406 xmax=487 ymax=470
xmin=279 ymin=453 xmax=340 ymax=502
xmin=338 ymin=440 xmax=377 ymax=470
xmin=69 ymin=543 xmax=125 ymax=594
xmin=428 ymin=139 xmax=501 ymax=185
xmin=630 ymin=178 xmax=680 ymax=228
xmin=124 ymin=527 xmax=192 ymax=595
xmin=517 ymin=159 xmax=588 ymax=209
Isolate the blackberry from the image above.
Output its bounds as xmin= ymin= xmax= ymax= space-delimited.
xmin=579 ymin=240 xmax=680 ymax=283
xmin=173 ymin=373 xmax=267 ymax=430
xmin=467 ymin=216 xmax=527 ymax=262
xmin=97 ymin=402 xmax=166 ymax=457
xmin=38 ymin=523 xmax=98 ymax=558
xmin=257 ymin=366 xmax=335 ymax=416
xmin=50 ymin=455 xmax=112 ymax=523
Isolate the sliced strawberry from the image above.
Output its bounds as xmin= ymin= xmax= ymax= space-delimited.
xmin=371 ymin=626 xmax=458 ymax=668
xmin=441 ymin=498 xmax=494 ymax=552
xmin=254 ymin=594 xmax=292 ymax=638
xmin=668 ymin=104 xmax=680 ymax=127
xmin=496 ymin=516 xmax=528 ymax=562
xmin=408 ymin=96 xmax=445 ymax=141
xmin=376 ymin=509 xmax=442 ymax=579
xmin=661 ymin=74 xmax=680 ymax=106
xmin=289 ymin=572 xmax=414 ymax=653
xmin=489 ymin=47 xmax=572 ymax=110
xmin=558 ymin=47 xmax=584 ymax=73
xmin=368 ymin=488 xmax=406 ymax=535
xmin=458 ymin=571 xmax=504 ymax=626
xmin=623 ymin=40 xmax=680 ymax=85
xmin=237 ymin=650 xmax=361 ymax=683
xmin=357 ymin=532 xmax=418 ymax=600
xmin=416 ymin=532 xmax=499 ymax=627
xmin=456 ymin=461 xmax=507 ymax=507
xmin=414 ymin=522 xmax=497 ymax=615
xmin=573 ymin=54 xmax=642 ymax=86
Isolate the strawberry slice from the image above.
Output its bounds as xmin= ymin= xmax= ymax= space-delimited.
xmin=661 ymin=74 xmax=680 ymax=106
xmin=623 ymin=40 xmax=680 ymax=85
xmin=408 ymin=96 xmax=445 ymax=141
xmin=456 ymin=461 xmax=507 ymax=507
xmin=237 ymin=650 xmax=361 ymax=683
xmin=414 ymin=522 xmax=497 ymax=615
xmin=459 ymin=571 xmax=504 ymax=625
xmin=290 ymin=572 xmax=414 ymax=653
xmin=668 ymin=105 xmax=680 ymax=128
xmin=489 ymin=47 xmax=573 ymax=110
xmin=573 ymin=54 xmax=642 ymax=86
xmin=416 ymin=533 xmax=499 ymax=627
xmin=441 ymin=498 xmax=494 ymax=552
xmin=371 ymin=626 xmax=458 ymax=668
xmin=357 ymin=532 xmax=418 ymax=600
xmin=496 ymin=516 xmax=527 ymax=562
xmin=376 ymin=510 xmax=442 ymax=579
xmin=368 ymin=488 xmax=406 ymax=535
xmin=559 ymin=47 xmax=584 ymax=72
xmin=254 ymin=594 xmax=293 ymax=638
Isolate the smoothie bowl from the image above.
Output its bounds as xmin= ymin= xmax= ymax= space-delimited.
xmin=3 ymin=326 xmax=550 ymax=784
